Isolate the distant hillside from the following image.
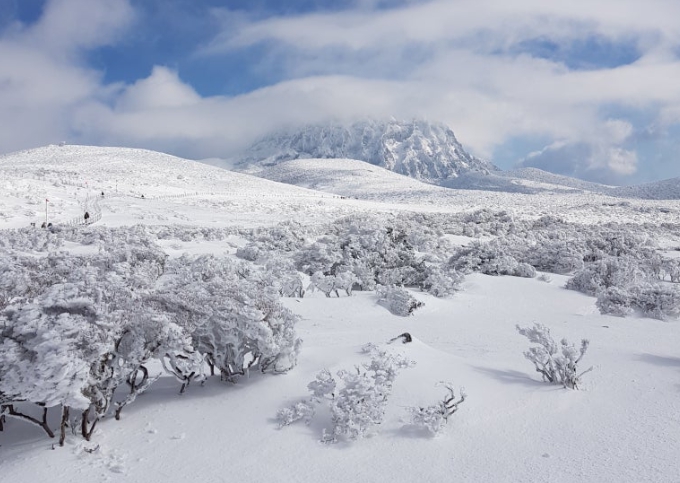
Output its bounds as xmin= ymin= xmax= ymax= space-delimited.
xmin=0 ymin=144 xmax=322 ymax=198
xmin=501 ymin=167 xmax=613 ymax=194
xmin=0 ymin=144 xmax=340 ymax=228
xmin=258 ymin=158 xmax=453 ymax=200
xmin=233 ymin=119 xmax=497 ymax=183
xmin=610 ymin=178 xmax=680 ymax=200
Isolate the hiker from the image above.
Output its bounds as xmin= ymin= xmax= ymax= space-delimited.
xmin=84 ymin=211 xmax=90 ymax=222
xmin=101 ymin=191 xmax=105 ymax=197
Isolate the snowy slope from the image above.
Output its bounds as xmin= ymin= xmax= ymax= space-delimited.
xmin=233 ymin=119 xmax=497 ymax=182
xmin=258 ymin=157 xmax=455 ymax=200
xmin=2 ymin=144 xmax=680 ymax=229
xmin=0 ymin=144 xmax=360 ymax=229
xmin=501 ymin=167 xmax=614 ymax=193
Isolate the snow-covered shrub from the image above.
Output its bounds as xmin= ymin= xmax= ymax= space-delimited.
xmin=663 ymin=258 xmax=680 ymax=283
xmin=307 ymin=271 xmax=338 ymax=297
xmin=1 ymin=286 xmax=120 ymax=442
xmin=294 ymin=214 xmax=444 ymax=291
xmin=154 ymin=254 xmax=302 ymax=381
xmin=514 ymin=262 xmax=537 ymax=278
xmin=450 ymin=242 xmax=535 ymax=278
xmin=537 ymin=273 xmax=552 ymax=283
xmin=277 ymin=347 xmax=414 ymax=443
xmin=325 ymin=348 xmax=414 ymax=442
xmin=595 ymin=286 xmax=634 ymax=317
xmin=461 ymin=209 xmax=516 ymax=236
xmin=566 ymin=256 xmax=645 ymax=296
xmin=407 ymin=383 xmax=466 ymax=434
xmin=295 ymin=236 xmax=344 ymax=276
xmin=264 ymin=258 xmax=305 ymax=298
xmin=376 ymin=285 xmax=424 ymax=316
xmin=247 ymin=222 xmax=308 ymax=252
xmin=276 ymin=400 xmax=316 ymax=428
xmin=516 ymin=323 xmax=593 ymax=389
xmin=235 ymin=244 xmax=262 ymax=262
xmin=626 ymin=282 xmax=680 ymax=320
xmin=420 ymin=265 xmax=462 ymax=297
xmin=0 ymin=226 xmax=65 ymax=252
xmin=481 ymin=254 xmax=519 ymax=276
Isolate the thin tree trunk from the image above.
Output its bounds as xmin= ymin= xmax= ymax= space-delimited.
xmin=81 ymin=408 xmax=98 ymax=441
xmin=59 ymin=406 xmax=70 ymax=446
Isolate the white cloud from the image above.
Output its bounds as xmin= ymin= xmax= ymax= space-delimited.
xmin=0 ymin=0 xmax=679 ymax=184
xmin=606 ymin=148 xmax=638 ymax=175
xmin=0 ymin=0 xmax=132 ymax=152
xmin=207 ymin=0 xmax=680 ymax=53
xmin=196 ymin=0 xmax=680 ymax=179
xmin=15 ymin=0 xmax=134 ymax=55
xmin=115 ymin=67 xmax=202 ymax=111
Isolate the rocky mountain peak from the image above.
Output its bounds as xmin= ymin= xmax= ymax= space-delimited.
xmin=234 ymin=119 xmax=497 ymax=183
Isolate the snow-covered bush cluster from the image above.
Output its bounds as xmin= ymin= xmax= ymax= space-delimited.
xmin=278 ymin=343 xmax=469 ymax=441
xmin=277 ymin=345 xmax=415 ymax=443
xmin=0 ymin=228 xmax=301 ymax=445
xmin=306 ymin=270 xmax=358 ymax=297
xmin=238 ymin=213 xmax=463 ymax=298
xmin=450 ymin=241 xmax=536 ymax=278
xmin=436 ymin=210 xmax=680 ymax=320
xmin=516 ymin=324 xmax=593 ymax=389
xmin=595 ymin=282 xmax=680 ymax=320
xmin=563 ymin=254 xmax=680 ymax=320
xmin=235 ymin=210 xmax=680 ymax=320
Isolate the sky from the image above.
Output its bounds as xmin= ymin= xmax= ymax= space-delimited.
xmin=1 ymin=0 xmax=679 ymax=185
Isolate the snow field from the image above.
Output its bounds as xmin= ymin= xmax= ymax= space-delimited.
xmin=4 ymin=275 xmax=678 ymax=482
xmin=1 ymin=144 xmax=679 ymax=482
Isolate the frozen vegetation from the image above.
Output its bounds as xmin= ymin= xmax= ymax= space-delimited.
xmin=1 ymin=144 xmax=679 ymax=482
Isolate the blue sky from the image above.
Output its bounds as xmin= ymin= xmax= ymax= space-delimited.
xmin=1 ymin=0 xmax=679 ymax=184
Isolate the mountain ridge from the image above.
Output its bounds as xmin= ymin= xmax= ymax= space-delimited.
xmin=233 ymin=119 xmax=497 ymax=183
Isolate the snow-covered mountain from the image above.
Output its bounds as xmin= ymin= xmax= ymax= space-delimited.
xmin=231 ymin=119 xmax=680 ymax=200
xmin=233 ymin=119 xmax=497 ymax=183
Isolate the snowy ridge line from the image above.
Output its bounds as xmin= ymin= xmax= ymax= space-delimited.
xmin=143 ymin=191 xmax=343 ymax=201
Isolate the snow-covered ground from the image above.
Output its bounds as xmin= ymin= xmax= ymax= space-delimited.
xmin=1 ymin=145 xmax=679 ymax=482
